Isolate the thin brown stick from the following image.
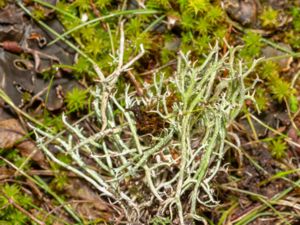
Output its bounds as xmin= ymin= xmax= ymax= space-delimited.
xmin=1 ymin=191 xmax=46 ymax=225
xmin=126 ymin=70 xmax=144 ymax=96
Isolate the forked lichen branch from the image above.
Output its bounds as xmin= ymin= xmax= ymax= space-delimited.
xmin=32 ymin=42 xmax=260 ymax=224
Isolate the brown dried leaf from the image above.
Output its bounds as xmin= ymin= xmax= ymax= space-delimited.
xmin=287 ymin=126 xmax=300 ymax=153
xmin=288 ymin=126 xmax=298 ymax=142
xmin=1 ymin=41 xmax=24 ymax=54
xmin=64 ymin=178 xmax=116 ymax=221
xmin=0 ymin=118 xmax=47 ymax=168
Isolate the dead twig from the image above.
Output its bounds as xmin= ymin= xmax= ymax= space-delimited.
xmin=1 ymin=190 xmax=46 ymax=225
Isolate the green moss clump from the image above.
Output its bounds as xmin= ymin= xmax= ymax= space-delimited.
xmin=0 ymin=184 xmax=33 ymax=225
xmin=260 ymin=7 xmax=279 ymax=28
xmin=0 ymin=0 xmax=6 ymax=8
xmin=269 ymin=137 xmax=288 ymax=159
xmin=240 ymin=32 xmax=263 ymax=59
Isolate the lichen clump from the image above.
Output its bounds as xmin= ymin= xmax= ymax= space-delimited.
xmin=34 ymin=43 xmax=259 ymax=224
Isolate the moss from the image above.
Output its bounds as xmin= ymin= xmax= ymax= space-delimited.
xmin=269 ymin=137 xmax=288 ymax=159
xmin=269 ymin=78 xmax=295 ymax=103
xmin=146 ymin=0 xmax=171 ymax=9
xmin=260 ymin=7 xmax=279 ymax=28
xmin=32 ymin=7 xmax=47 ymax=20
xmin=291 ymin=6 xmax=300 ymax=32
xmin=94 ymin=0 xmax=113 ymax=9
xmin=0 ymin=0 xmax=6 ymax=8
xmin=0 ymin=184 xmax=33 ymax=225
xmin=258 ymin=61 xmax=297 ymax=105
xmin=240 ymin=31 xmax=263 ymax=59
xmin=0 ymin=148 xmax=31 ymax=169
xmin=254 ymin=87 xmax=269 ymax=112
xmin=289 ymin=94 xmax=299 ymax=113
xmin=188 ymin=0 xmax=210 ymax=14
xmin=286 ymin=30 xmax=300 ymax=49
xmin=65 ymin=87 xmax=89 ymax=112
xmin=259 ymin=61 xmax=280 ymax=80
xmin=43 ymin=112 xmax=65 ymax=133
